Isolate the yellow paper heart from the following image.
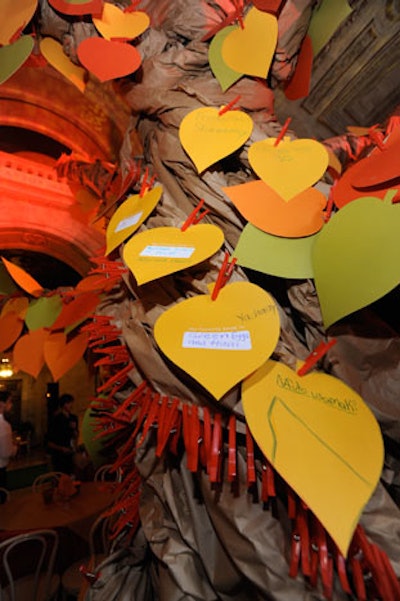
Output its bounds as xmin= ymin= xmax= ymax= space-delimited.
xmin=242 ymin=359 xmax=384 ymax=556
xmin=154 ymin=281 xmax=280 ymax=400
xmin=248 ymin=137 xmax=329 ymax=200
xmin=93 ymin=4 xmax=150 ymax=41
xmin=106 ymin=186 xmax=163 ymax=255
xmin=40 ymin=37 xmax=86 ymax=93
xmin=179 ymin=106 xmax=253 ymax=173
xmin=0 ymin=0 xmax=37 ymax=46
xmin=123 ymin=223 xmax=224 ymax=285
xmin=221 ymin=7 xmax=278 ymax=79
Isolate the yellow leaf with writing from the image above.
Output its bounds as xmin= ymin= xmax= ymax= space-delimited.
xmin=221 ymin=7 xmax=278 ymax=79
xmin=123 ymin=224 xmax=224 ymax=285
xmin=154 ymin=282 xmax=280 ymax=400
xmin=93 ymin=4 xmax=150 ymax=41
xmin=248 ymin=137 xmax=329 ymax=200
xmin=40 ymin=37 xmax=86 ymax=93
xmin=242 ymin=359 xmax=384 ymax=557
xmin=179 ymin=106 xmax=253 ymax=173
xmin=106 ymin=186 xmax=162 ymax=255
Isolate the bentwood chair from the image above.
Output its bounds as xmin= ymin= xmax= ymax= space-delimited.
xmin=60 ymin=515 xmax=112 ymax=600
xmin=32 ymin=472 xmax=64 ymax=494
xmin=93 ymin=464 xmax=122 ymax=483
xmin=0 ymin=529 xmax=60 ymax=601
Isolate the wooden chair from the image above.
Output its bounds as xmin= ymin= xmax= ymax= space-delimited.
xmin=32 ymin=472 xmax=64 ymax=494
xmin=60 ymin=515 xmax=112 ymax=600
xmin=0 ymin=529 xmax=60 ymax=601
xmin=94 ymin=464 xmax=122 ymax=483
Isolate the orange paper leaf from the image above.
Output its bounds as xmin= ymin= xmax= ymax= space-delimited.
xmin=44 ymin=331 xmax=89 ymax=381
xmin=13 ymin=327 xmax=48 ymax=378
xmin=0 ymin=312 xmax=24 ymax=352
xmin=1 ymin=256 xmax=43 ymax=297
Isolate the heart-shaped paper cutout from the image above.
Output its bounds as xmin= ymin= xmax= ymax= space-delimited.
xmin=44 ymin=331 xmax=89 ymax=382
xmin=0 ymin=263 xmax=18 ymax=295
xmin=50 ymin=291 xmax=101 ymax=331
xmin=48 ymin=0 xmax=103 ymax=16
xmin=25 ymin=295 xmax=63 ymax=331
xmin=154 ymin=281 xmax=280 ymax=400
xmin=248 ymin=137 xmax=329 ymax=200
xmin=40 ymin=37 xmax=87 ymax=93
xmin=93 ymin=4 xmax=149 ymax=41
xmin=106 ymin=186 xmax=163 ymax=255
xmin=0 ymin=36 xmax=34 ymax=85
xmin=223 ymin=179 xmax=326 ymax=237
xmin=1 ymin=256 xmax=43 ymax=297
xmin=331 ymin=159 xmax=400 ymax=209
xmin=77 ymin=37 xmax=141 ymax=82
xmin=0 ymin=0 xmax=37 ymax=45
xmin=284 ymin=34 xmax=313 ymax=101
xmin=307 ymin=0 xmax=352 ymax=56
xmin=312 ymin=190 xmax=400 ymax=328
xmin=13 ymin=327 xmax=48 ymax=378
xmin=0 ymin=311 xmax=24 ymax=352
xmin=234 ymin=223 xmax=319 ymax=279
xmin=179 ymin=106 xmax=253 ymax=173
xmin=208 ymin=26 xmax=243 ymax=92
xmin=242 ymin=359 xmax=383 ymax=556
xmin=221 ymin=7 xmax=278 ymax=79
xmin=348 ymin=126 xmax=400 ymax=188
xmin=1 ymin=297 xmax=29 ymax=319
xmin=123 ymin=224 xmax=225 ymax=285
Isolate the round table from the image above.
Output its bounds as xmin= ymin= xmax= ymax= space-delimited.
xmin=0 ymin=482 xmax=115 ymax=540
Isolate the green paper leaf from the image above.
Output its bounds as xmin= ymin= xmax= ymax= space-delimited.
xmin=0 ymin=35 xmax=34 ymax=85
xmin=25 ymin=295 xmax=63 ymax=331
xmin=209 ymin=26 xmax=243 ymax=92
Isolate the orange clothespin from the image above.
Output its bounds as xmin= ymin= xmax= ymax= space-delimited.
xmin=245 ymin=426 xmax=256 ymax=485
xmin=201 ymin=1 xmax=244 ymax=41
xmin=297 ymin=339 xmax=337 ymax=376
xmin=181 ymin=199 xmax=210 ymax=231
xmin=218 ymin=94 xmax=241 ymax=116
xmin=231 ymin=0 xmax=245 ymax=29
xmin=274 ymin=117 xmax=292 ymax=147
xmin=227 ymin=414 xmax=237 ymax=481
xmin=123 ymin=0 xmax=142 ymax=12
xmin=139 ymin=167 xmax=149 ymax=197
xmin=211 ymin=252 xmax=237 ymax=301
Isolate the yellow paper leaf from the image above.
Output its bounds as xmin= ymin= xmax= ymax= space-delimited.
xmin=248 ymin=137 xmax=329 ymax=200
xmin=106 ymin=186 xmax=163 ymax=255
xmin=123 ymin=223 xmax=224 ymax=285
xmin=242 ymin=359 xmax=384 ymax=556
xmin=221 ymin=7 xmax=278 ymax=79
xmin=179 ymin=106 xmax=253 ymax=173
xmin=93 ymin=4 xmax=150 ymax=41
xmin=154 ymin=281 xmax=280 ymax=400
xmin=40 ymin=37 xmax=86 ymax=93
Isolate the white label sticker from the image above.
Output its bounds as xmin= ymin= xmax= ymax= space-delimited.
xmin=182 ymin=330 xmax=252 ymax=350
xmin=140 ymin=245 xmax=195 ymax=259
xmin=115 ymin=211 xmax=143 ymax=233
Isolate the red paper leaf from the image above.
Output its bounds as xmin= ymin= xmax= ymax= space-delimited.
xmin=51 ymin=291 xmax=101 ymax=330
xmin=284 ymin=35 xmax=313 ymax=101
xmin=48 ymin=0 xmax=103 ymax=17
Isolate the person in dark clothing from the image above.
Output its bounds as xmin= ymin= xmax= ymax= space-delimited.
xmin=47 ymin=393 xmax=79 ymax=475
xmin=0 ymin=391 xmax=17 ymax=502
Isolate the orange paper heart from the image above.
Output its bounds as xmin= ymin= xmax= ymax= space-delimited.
xmin=223 ymin=180 xmax=327 ymax=237
xmin=0 ymin=311 xmax=24 ymax=352
xmin=77 ymin=37 xmax=141 ymax=82
xmin=13 ymin=327 xmax=48 ymax=378
xmin=51 ymin=291 xmax=101 ymax=330
xmin=44 ymin=331 xmax=89 ymax=382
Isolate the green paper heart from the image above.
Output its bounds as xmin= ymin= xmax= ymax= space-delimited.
xmin=209 ymin=26 xmax=243 ymax=92
xmin=25 ymin=295 xmax=63 ymax=331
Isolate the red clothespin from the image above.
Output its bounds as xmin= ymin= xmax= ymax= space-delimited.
xmin=368 ymin=124 xmax=385 ymax=151
xmin=274 ymin=117 xmax=292 ymax=147
xmin=202 ymin=407 xmax=212 ymax=472
xmin=245 ymin=426 xmax=256 ymax=485
xmin=156 ymin=396 xmax=179 ymax=458
xmin=211 ymin=252 xmax=237 ymax=301
xmin=201 ymin=1 xmax=244 ymax=41
xmin=386 ymin=115 xmax=400 ymax=135
xmin=227 ymin=414 xmax=237 ymax=481
xmin=123 ymin=0 xmax=141 ymax=12
xmin=208 ymin=413 xmax=223 ymax=483
xmin=334 ymin=548 xmax=352 ymax=595
xmin=182 ymin=404 xmax=200 ymax=472
xmin=218 ymin=94 xmax=241 ymax=116
xmin=231 ymin=0 xmax=244 ymax=29
xmin=181 ymin=199 xmax=210 ymax=231
xmin=79 ymin=565 xmax=101 ymax=585
xmin=139 ymin=167 xmax=149 ymax=197
xmin=324 ymin=182 xmax=336 ymax=223
xmin=261 ymin=459 xmax=275 ymax=502
xmin=297 ymin=339 xmax=337 ymax=376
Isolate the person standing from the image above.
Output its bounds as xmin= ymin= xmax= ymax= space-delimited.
xmin=0 ymin=391 xmax=17 ymax=502
xmin=47 ymin=393 xmax=79 ymax=475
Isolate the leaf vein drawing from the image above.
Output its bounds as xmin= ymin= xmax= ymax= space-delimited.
xmin=267 ymin=396 xmax=372 ymax=487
